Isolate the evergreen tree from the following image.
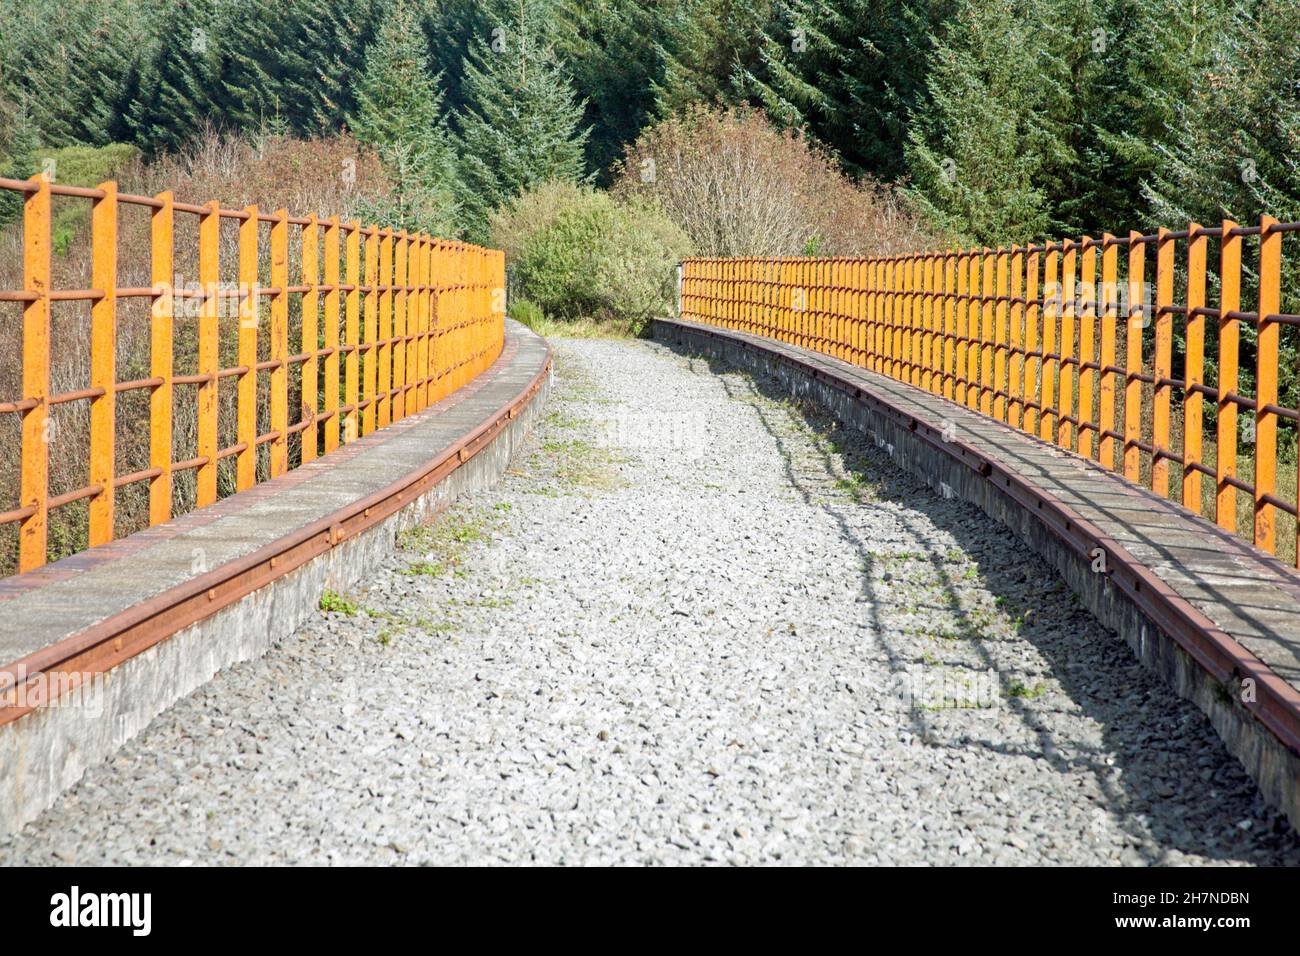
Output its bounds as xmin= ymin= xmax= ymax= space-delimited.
xmin=556 ymin=0 xmax=677 ymax=180
xmin=352 ymin=0 xmax=461 ymax=235
xmin=128 ymin=0 xmax=223 ymax=154
xmin=653 ymin=0 xmax=773 ymax=118
xmin=1077 ymin=0 xmax=1234 ymax=232
xmin=904 ymin=0 xmax=1070 ymax=244
xmin=745 ymin=0 xmax=954 ymax=181
xmin=1143 ymin=0 xmax=1300 ymax=228
xmin=453 ymin=0 xmax=590 ymax=239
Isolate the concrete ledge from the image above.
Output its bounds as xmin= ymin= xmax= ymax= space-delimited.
xmin=654 ymin=316 xmax=1300 ymax=832
xmin=0 ymin=320 xmax=551 ymax=837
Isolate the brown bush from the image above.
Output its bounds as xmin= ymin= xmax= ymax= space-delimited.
xmin=613 ymin=106 xmax=936 ymax=258
xmin=0 ymin=130 xmax=395 ymax=573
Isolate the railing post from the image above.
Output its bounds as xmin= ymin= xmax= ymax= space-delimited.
xmin=301 ymin=214 xmax=320 ymax=463
xmin=236 ymin=205 xmax=258 ymax=490
xmin=269 ymin=208 xmax=289 ymax=478
xmin=1124 ymin=231 xmax=1145 ymax=482
xmin=1058 ymin=241 xmax=1077 ymax=449
xmin=323 ymin=216 xmax=341 ymax=453
xmin=362 ymin=226 xmax=378 ymax=435
xmin=955 ymin=251 xmax=969 ymax=406
xmin=1152 ymin=227 xmax=1174 ymax=497
xmin=1077 ymin=237 xmax=1096 ymax=458
xmin=393 ymin=229 xmax=408 ymax=422
xmin=88 ymin=181 xmax=117 ymax=547
xmin=993 ymin=248 xmax=1009 ymax=421
xmin=19 ymin=175 xmax=51 ymax=572
xmin=1008 ymin=245 xmax=1023 ymax=427
xmin=149 ymin=191 xmax=174 ymax=525
xmin=1254 ymin=215 xmax=1280 ymax=556
xmin=1039 ymin=247 xmax=1059 ymax=442
xmin=1215 ymin=220 xmax=1241 ymax=532
xmin=378 ymin=228 xmax=393 ymax=429
xmin=1183 ymin=222 xmax=1207 ymax=511
xmin=345 ymin=222 xmax=361 ymax=443
xmin=1023 ymin=247 xmax=1040 ymax=435
xmin=197 ymin=200 xmax=220 ymax=506
xmin=1098 ymin=235 xmax=1118 ymax=471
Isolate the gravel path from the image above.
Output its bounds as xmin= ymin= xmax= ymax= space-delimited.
xmin=4 ymin=338 xmax=1299 ymax=865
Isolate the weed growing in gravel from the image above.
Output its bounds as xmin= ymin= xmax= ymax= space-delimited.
xmin=532 ymin=437 xmax=628 ymax=490
xmin=1005 ymin=680 xmax=1048 ymax=700
xmin=834 ymin=474 xmax=878 ymax=502
xmin=398 ymin=511 xmax=495 ymax=577
xmin=319 ymin=590 xmax=359 ymax=615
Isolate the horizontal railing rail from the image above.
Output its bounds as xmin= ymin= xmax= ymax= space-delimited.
xmin=682 ymin=218 xmax=1300 ymax=565
xmin=0 ymin=175 xmax=505 ymax=574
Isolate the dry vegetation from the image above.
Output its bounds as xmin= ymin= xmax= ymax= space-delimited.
xmin=613 ymin=106 xmax=937 ymax=259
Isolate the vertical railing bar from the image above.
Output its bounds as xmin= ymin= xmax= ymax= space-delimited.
xmin=1040 ymin=248 xmax=1059 ymax=443
xmin=1153 ymin=227 xmax=1175 ymax=497
xmin=1098 ymin=234 xmax=1118 ymax=471
xmin=323 ymin=216 xmax=341 ymax=453
xmin=88 ymin=180 xmax=117 ymax=546
xmin=1216 ymin=219 xmax=1241 ymax=532
xmin=301 ymin=214 xmax=319 ymax=464
xmin=393 ymin=229 xmax=407 ymax=423
xmin=362 ymin=226 xmax=378 ymax=435
xmin=1183 ymin=221 xmax=1207 ymax=512
xmin=1058 ymin=242 xmax=1077 ymax=449
xmin=993 ymin=248 xmax=1009 ymax=421
xmin=197 ymin=200 xmax=220 ymax=506
xmin=1254 ymin=215 xmax=1280 ymax=556
xmin=1024 ymin=248 xmax=1041 ymax=436
xmin=1078 ymin=237 xmax=1096 ymax=459
xmin=149 ymin=190 xmax=174 ymax=525
xmin=236 ymin=205 xmax=258 ymax=491
xmin=1124 ymin=231 xmax=1145 ymax=482
xmin=378 ymin=227 xmax=393 ymax=429
xmin=19 ymin=175 xmax=51 ymax=572
xmin=345 ymin=222 xmax=361 ymax=443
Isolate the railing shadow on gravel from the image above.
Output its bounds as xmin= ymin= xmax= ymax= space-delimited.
xmin=679 ymin=346 xmax=1300 ymax=864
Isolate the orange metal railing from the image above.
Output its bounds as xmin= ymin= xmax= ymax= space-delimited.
xmin=682 ymin=218 xmax=1300 ymax=564
xmin=0 ymin=175 xmax=505 ymax=574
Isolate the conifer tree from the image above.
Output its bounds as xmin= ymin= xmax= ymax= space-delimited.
xmin=128 ymin=0 xmax=223 ymax=154
xmin=453 ymin=0 xmax=590 ymax=238
xmin=903 ymin=0 xmax=1070 ymax=244
xmin=352 ymin=0 xmax=461 ymax=235
xmin=745 ymin=0 xmax=954 ymax=181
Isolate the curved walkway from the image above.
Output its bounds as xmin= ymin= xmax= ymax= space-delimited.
xmin=2 ymin=339 xmax=1298 ymax=864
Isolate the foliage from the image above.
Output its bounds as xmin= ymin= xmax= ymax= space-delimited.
xmin=490 ymin=181 xmax=693 ymax=329
xmin=615 ymin=106 xmax=934 ymax=256
xmin=351 ymin=0 xmax=460 ymax=234
xmin=453 ymin=0 xmax=591 ymax=239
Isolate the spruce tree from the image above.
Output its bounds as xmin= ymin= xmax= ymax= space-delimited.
xmin=352 ymin=0 xmax=461 ymax=235
xmin=903 ymin=0 xmax=1070 ymax=245
xmin=745 ymin=0 xmax=955 ymax=181
xmin=453 ymin=0 xmax=590 ymax=239
xmin=128 ymin=0 xmax=223 ymax=154
xmin=653 ymin=0 xmax=773 ymax=119
xmin=556 ymin=0 xmax=675 ymax=180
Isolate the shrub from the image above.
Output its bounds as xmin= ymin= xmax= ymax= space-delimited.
xmin=490 ymin=181 xmax=692 ymax=330
xmin=510 ymin=297 xmax=546 ymax=329
xmin=613 ymin=106 xmax=937 ymax=257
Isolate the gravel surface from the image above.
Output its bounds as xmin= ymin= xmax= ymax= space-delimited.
xmin=3 ymin=337 xmax=1299 ymax=865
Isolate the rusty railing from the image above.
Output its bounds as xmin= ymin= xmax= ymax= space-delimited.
xmin=681 ymin=218 xmax=1300 ymax=564
xmin=0 ymin=175 xmax=505 ymax=574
